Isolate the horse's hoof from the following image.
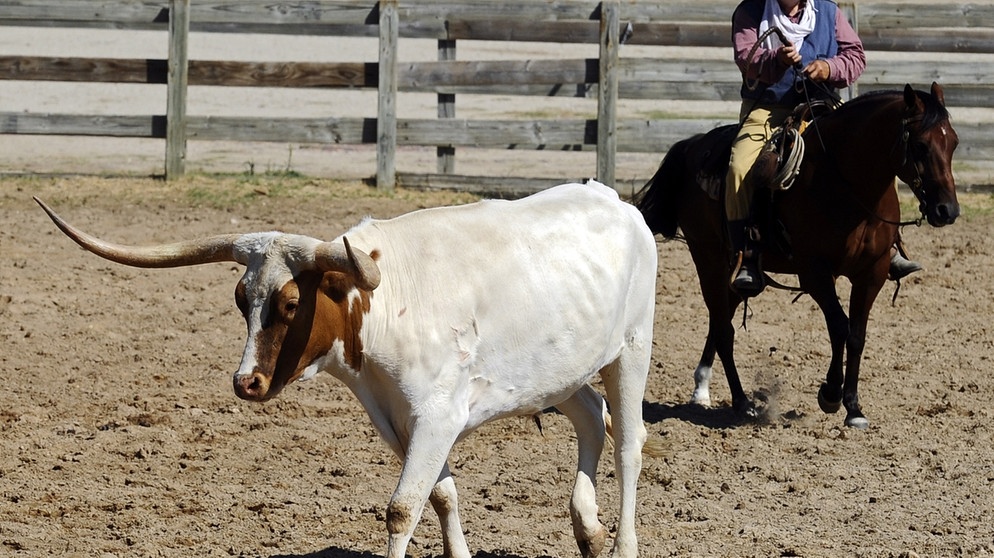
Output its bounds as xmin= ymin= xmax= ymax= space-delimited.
xmin=690 ymin=390 xmax=711 ymax=407
xmin=817 ymin=384 xmax=842 ymax=414
xmin=845 ymin=415 xmax=870 ymax=430
xmin=733 ymin=398 xmax=759 ymax=419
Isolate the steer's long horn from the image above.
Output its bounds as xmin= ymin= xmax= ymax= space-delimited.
xmin=314 ymin=236 xmax=381 ymax=291
xmin=35 ymin=197 xmax=242 ymax=267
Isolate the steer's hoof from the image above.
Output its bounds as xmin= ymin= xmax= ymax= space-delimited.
xmin=577 ymin=525 xmax=607 ymax=558
xmin=817 ymin=384 xmax=842 ymax=414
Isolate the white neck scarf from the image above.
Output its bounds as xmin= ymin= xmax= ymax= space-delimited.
xmin=759 ymin=0 xmax=817 ymax=49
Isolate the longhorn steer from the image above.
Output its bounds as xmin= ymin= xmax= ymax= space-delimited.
xmin=36 ymin=180 xmax=657 ymax=558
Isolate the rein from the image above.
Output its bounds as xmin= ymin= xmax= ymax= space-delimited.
xmin=744 ymin=27 xmax=791 ymax=93
xmin=848 ymin=192 xmax=923 ymax=228
xmin=848 ymin=112 xmax=930 ymax=227
xmin=894 ymin=115 xmax=930 ymax=208
xmin=820 ymin=102 xmax=929 ymax=228
xmin=744 ymin=27 xmax=843 ymax=104
xmin=741 ymin=26 xmax=842 ymax=192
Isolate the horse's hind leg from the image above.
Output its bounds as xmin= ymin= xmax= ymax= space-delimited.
xmin=711 ymin=317 xmax=756 ymax=416
xmin=691 ymin=323 xmax=747 ymax=413
xmin=691 ymin=337 xmax=716 ymax=406
xmin=698 ymin=281 xmax=754 ymax=416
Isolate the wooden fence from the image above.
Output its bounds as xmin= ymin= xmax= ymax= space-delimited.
xmin=1 ymin=0 xmax=993 ymax=194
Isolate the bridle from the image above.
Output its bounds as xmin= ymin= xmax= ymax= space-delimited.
xmin=802 ymin=99 xmax=929 ymax=229
xmin=894 ymin=114 xmax=932 ymax=221
xmin=842 ymin=112 xmax=930 ymax=228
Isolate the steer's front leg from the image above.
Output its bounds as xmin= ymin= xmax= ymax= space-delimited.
xmin=385 ymin=422 xmax=462 ymax=558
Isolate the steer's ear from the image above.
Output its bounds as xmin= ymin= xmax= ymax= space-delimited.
xmin=314 ymin=237 xmax=380 ymax=291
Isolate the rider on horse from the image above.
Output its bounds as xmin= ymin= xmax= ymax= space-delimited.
xmin=727 ymin=0 xmax=922 ymax=297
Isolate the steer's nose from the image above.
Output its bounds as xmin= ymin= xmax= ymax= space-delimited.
xmin=233 ymin=371 xmax=269 ymax=401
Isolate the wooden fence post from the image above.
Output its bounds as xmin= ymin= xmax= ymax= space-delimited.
xmin=437 ymin=39 xmax=456 ymax=174
xmin=166 ymin=0 xmax=190 ymax=180
xmin=377 ymin=0 xmax=398 ymax=191
xmin=597 ymin=1 xmax=620 ymax=189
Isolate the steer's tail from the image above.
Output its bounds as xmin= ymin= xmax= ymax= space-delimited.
xmin=604 ymin=402 xmax=666 ymax=458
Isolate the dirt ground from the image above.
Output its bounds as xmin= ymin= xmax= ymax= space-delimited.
xmin=1 ymin=175 xmax=993 ymax=558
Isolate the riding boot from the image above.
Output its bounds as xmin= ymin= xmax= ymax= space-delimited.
xmin=728 ymin=219 xmax=765 ymax=298
xmin=889 ymin=251 xmax=922 ymax=281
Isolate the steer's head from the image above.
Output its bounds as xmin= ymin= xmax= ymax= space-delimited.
xmin=35 ymin=198 xmax=380 ymax=402
xmin=229 ymin=233 xmax=379 ymax=401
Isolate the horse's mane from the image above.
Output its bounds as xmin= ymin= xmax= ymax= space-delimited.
xmin=831 ymin=88 xmax=950 ymax=131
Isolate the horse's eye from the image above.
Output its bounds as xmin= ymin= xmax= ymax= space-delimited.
xmin=912 ymin=141 xmax=929 ymax=158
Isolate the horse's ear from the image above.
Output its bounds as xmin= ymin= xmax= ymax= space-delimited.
xmin=903 ymin=84 xmax=922 ymax=112
xmin=931 ymin=81 xmax=946 ymax=106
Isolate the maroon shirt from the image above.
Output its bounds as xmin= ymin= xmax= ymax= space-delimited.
xmin=732 ymin=1 xmax=865 ymax=89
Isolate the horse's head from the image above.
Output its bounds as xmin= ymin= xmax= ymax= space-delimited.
xmin=897 ymin=82 xmax=960 ymax=227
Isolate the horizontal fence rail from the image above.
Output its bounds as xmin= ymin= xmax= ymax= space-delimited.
xmin=1 ymin=0 xmax=993 ymax=193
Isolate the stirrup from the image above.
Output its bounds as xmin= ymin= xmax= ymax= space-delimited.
xmin=730 ymin=251 xmax=765 ymax=298
xmin=889 ymin=253 xmax=923 ymax=281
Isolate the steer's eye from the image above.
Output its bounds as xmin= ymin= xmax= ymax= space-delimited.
xmin=284 ymin=300 xmax=298 ymax=316
xmin=235 ymin=283 xmax=249 ymax=317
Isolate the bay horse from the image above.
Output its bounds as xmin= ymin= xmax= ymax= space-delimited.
xmin=635 ymin=82 xmax=960 ymax=429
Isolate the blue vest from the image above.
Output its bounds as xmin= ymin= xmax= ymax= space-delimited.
xmin=738 ymin=0 xmax=840 ymax=106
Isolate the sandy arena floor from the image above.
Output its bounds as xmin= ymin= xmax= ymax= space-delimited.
xmin=1 ymin=176 xmax=993 ymax=557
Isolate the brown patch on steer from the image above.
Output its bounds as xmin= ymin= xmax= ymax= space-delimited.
xmin=247 ymin=270 xmax=371 ymax=399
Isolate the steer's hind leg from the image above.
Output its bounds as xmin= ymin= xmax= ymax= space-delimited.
xmin=599 ymin=350 xmax=649 ymax=558
xmin=555 ymin=385 xmax=609 ymax=558
xmin=429 ymin=463 xmax=470 ymax=558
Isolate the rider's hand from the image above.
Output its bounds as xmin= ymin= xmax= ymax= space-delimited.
xmin=777 ymin=44 xmax=802 ymax=67
xmin=803 ymin=59 xmax=831 ymax=82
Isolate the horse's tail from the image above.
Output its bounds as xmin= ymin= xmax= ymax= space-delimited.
xmin=632 ymin=137 xmax=694 ymax=239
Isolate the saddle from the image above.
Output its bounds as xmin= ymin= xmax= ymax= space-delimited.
xmin=696 ymin=101 xmax=836 ymax=259
xmin=748 ymin=100 xmax=837 ymax=193
xmin=695 ymin=101 xmax=833 ymax=200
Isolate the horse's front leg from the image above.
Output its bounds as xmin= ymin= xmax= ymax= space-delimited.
xmin=841 ymin=272 xmax=888 ymax=429
xmin=800 ymin=274 xmax=849 ymax=419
